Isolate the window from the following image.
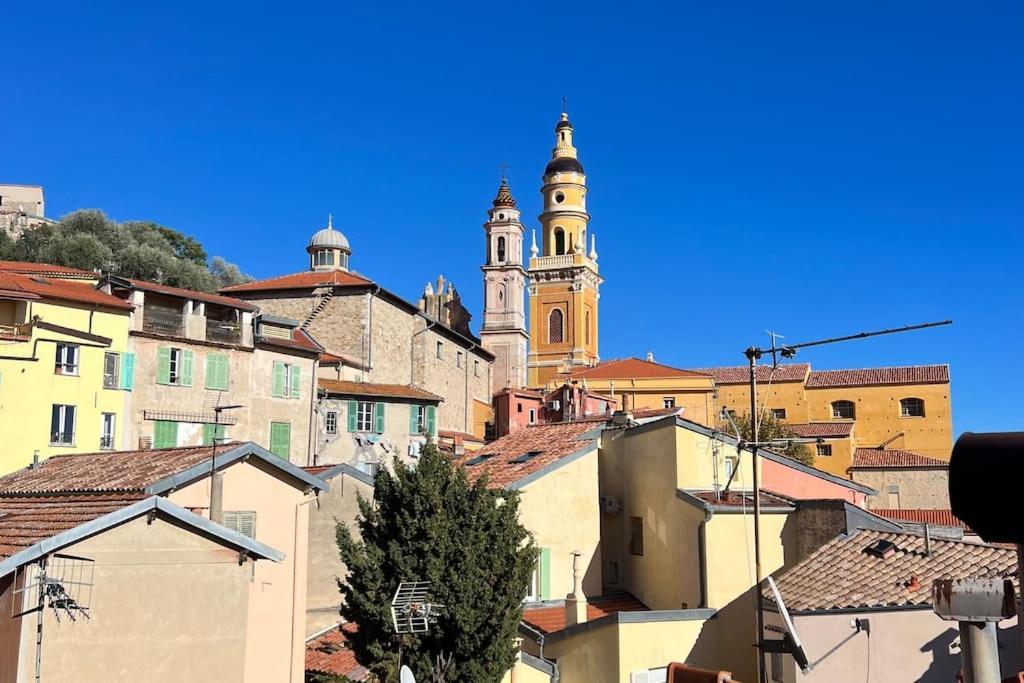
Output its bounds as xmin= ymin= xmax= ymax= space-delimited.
xmin=517 ymin=403 xmax=523 ymax=413
xmin=900 ymin=397 xmax=925 ymax=417
xmin=202 ymin=423 xmax=226 ymax=446
xmin=436 ymin=341 xmax=444 ymax=359
xmin=528 ymin=408 xmax=536 ymax=424
xmin=354 ymin=401 xmax=374 ymax=432
xmin=272 ymin=361 xmax=300 ymax=399
xmin=100 ymin=413 xmax=116 ymax=449
xmin=608 ymin=560 xmax=620 ymax=585
xmin=554 ymin=191 xmax=565 ymax=204
xmin=55 ymin=343 xmax=79 ymax=375
xmin=103 ymin=352 xmax=120 ymax=389
xmin=474 ymin=360 xmax=480 ymax=377
xmin=724 ymin=456 xmax=737 ymax=480
xmin=411 ymin=405 xmax=427 ymax=434
xmin=223 ymin=511 xmax=257 ymax=539
xmin=269 ymin=422 xmax=291 ymax=460
xmin=554 ymin=227 xmax=566 ymax=255
xmin=548 ymin=308 xmax=564 ymax=344
xmin=585 ymin=309 xmax=591 ymax=345
xmin=153 ymin=420 xmax=179 ymax=448
xmin=50 ymin=405 xmax=76 ymax=445
xmin=158 ymin=347 xmax=193 ymax=386
xmin=771 ymin=408 xmax=786 ymax=420
xmin=205 ymin=353 xmax=230 ymax=391
xmin=816 ymin=443 xmax=833 ymax=457
xmin=831 ymin=400 xmax=855 ymax=419
xmin=325 ymin=411 xmax=338 ymax=434
xmin=354 ymin=461 xmax=381 ymax=476
xmin=119 ymin=352 xmax=136 ymax=390
xmin=663 ymin=397 xmax=676 ymax=409
xmin=456 ymin=351 xmax=464 ymax=368
xmin=497 ymin=236 xmax=506 ymax=262
xmin=630 ymin=516 xmax=644 ymax=556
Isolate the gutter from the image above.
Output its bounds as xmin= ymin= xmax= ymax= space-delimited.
xmin=366 ymin=285 xmax=381 ymax=374
xmin=698 ymin=507 xmax=711 ymax=609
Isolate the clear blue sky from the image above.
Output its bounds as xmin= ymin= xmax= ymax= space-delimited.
xmin=4 ymin=2 xmax=1021 ymax=436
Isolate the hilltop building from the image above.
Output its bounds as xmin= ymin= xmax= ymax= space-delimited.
xmin=0 ymin=184 xmax=46 ymax=238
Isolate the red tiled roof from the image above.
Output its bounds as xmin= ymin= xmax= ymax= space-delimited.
xmin=522 ymin=592 xmax=648 ymax=635
xmin=770 ymin=529 xmax=1016 ymax=612
xmin=455 ymin=421 xmax=599 ymax=488
xmin=851 ymin=448 xmax=948 ymax=469
xmin=438 ymin=430 xmax=484 ymax=443
xmin=0 ymin=444 xmax=237 ymax=495
xmin=120 ymin=277 xmax=257 ymax=311
xmin=806 ymin=365 xmax=949 ymax=388
xmin=0 ymin=261 xmax=96 ymax=278
xmin=685 ymin=489 xmax=794 ymax=510
xmin=305 ymin=626 xmax=367 ymax=680
xmin=786 ymin=422 xmax=854 ymax=438
xmin=0 ymin=493 xmax=146 ymax=559
xmin=873 ymin=509 xmax=968 ymax=530
xmin=688 ymin=364 xmax=810 ymax=385
xmin=318 ymin=379 xmax=443 ymax=402
xmin=259 ymin=327 xmax=323 ymax=354
xmin=0 ymin=272 xmax=133 ymax=311
xmin=221 ymin=269 xmax=373 ymax=294
xmin=302 ymin=465 xmax=335 ymax=477
xmin=631 ymin=407 xmax=684 ymax=420
xmin=567 ymin=358 xmax=711 ymax=381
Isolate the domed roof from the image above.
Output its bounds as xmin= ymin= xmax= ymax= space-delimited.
xmin=555 ymin=118 xmax=574 ymax=131
xmin=545 ymin=156 xmax=585 ymax=176
xmin=492 ymin=178 xmax=517 ymax=208
xmin=308 ymin=215 xmax=351 ymax=252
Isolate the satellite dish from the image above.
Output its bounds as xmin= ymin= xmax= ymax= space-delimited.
xmin=400 ymin=665 xmax=416 ymax=683
xmin=766 ymin=576 xmax=811 ymax=672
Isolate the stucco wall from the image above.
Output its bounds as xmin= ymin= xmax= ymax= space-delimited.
xmin=306 ymin=471 xmax=374 ymax=635
xmin=12 ymin=515 xmax=250 ymax=683
xmin=705 ymin=512 xmax=789 ymax=608
xmin=761 ymin=456 xmax=865 ymax=505
xmin=850 ymin=467 xmax=950 ymax=510
xmin=315 ymin=397 xmax=431 ymax=468
xmin=518 ymin=446 xmax=601 ymax=600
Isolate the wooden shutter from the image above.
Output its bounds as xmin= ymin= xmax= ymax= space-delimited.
xmin=373 ymin=402 xmax=385 ymax=434
xmin=347 ymin=400 xmax=358 ymax=432
xmin=120 ymin=353 xmax=135 ymax=390
xmin=290 ymin=365 xmax=300 ymax=399
xmin=270 ymin=422 xmax=290 ymax=459
xmin=220 ymin=355 xmax=230 ymax=390
xmin=156 ymin=347 xmax=171 ymax=384
xmin=154 ymin=421 xmax=178 ymax=448
xmin=180 ymin=350 xmax=193 ymax=386
xmin=426 ymin=406 xmax=437 ymax=436
xmin=206 ymin=354 xmax=229 ymax=390
xmin=409 ymin=405 xmax=420 ymax=434
xmin=237 ymin=512 xmax=256 ymax=538
xmin=272 ymin=362 xmax=284 ymax=397
xmin=539 ymin=548 xmax=551 ymax=600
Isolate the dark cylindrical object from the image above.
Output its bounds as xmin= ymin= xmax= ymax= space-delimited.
xmin=950 ymin=432 xmax=1024 ymax=543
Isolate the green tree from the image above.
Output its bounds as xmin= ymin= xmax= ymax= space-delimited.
xmin=724 ymin=411 xmax=815 ymax=467
xmin=210 ymin=256 xmax=253 ymax=288
xmin=337 ymin=445 xmax=536 ymax=682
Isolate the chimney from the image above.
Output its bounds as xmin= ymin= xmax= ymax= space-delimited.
xmin=29 ymin=450 xmax=40 ymax=469
xmin=611 ymin=410 xmax=633 ymax=426
xmin=565 ymin=551 xmax=588 ymax=626
xmin=924 ymin=523 xmax=931 ymax=557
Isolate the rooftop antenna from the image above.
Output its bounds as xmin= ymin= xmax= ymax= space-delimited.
xmin=203 ymin=391 xmax=244 ymax=524
xmin=743 ymin=319 xmax=952 ymax=683
xmin=391 ymin=581 xmax=444 ymax=675
xmin=562 ymin=94 xmax=568 ymax=115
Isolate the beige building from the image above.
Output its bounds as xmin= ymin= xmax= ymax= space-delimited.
xmin=0 ymin=441 xmax=328 ymax=682
xmin=222 ymin=219 xmax=494 ymax=439
xmin=100 ymin=276 xmax=321 ymax=464
xmin=314 ymin=378 xmax=442 ymax=472
xmin=847 ymin=447 xmax=950 ymax=510
xmin=0 ymin=184 xmax=46 ymax=239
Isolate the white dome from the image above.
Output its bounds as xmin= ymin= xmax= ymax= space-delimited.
xmin=308 ymin=215 xmax=351 ymax=252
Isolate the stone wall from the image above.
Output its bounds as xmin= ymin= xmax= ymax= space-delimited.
xmin=851 ymin=467 xmax=951 ymax=510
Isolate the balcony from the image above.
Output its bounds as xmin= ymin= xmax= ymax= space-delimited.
xmin=206 ymin=315 xmax=242 ymax=345
xmin=530 ymin=252 xmax=596 ymax=271
xmin=142 ymin=305 xmax=185 ymax=337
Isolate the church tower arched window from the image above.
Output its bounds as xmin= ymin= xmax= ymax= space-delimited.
xmin=554 ymin=228 xmax=565 ymax=255
xmin=549 ymin=308 xmax=564 ymax=344
xmin=497 ymin=236 xmax=506 ymax=262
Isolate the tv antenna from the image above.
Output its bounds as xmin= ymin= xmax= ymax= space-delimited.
xmin=763 ymin=577 xmax=810 ymax=673
xmin=743 ymin=319 xmax=952 ymax=683
xmin=391 ymin=581 xmax=443 ymax=634
xmin=203 ymin=392 xmax=244 ymax=524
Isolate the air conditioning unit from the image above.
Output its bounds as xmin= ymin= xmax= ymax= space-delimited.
xmin=547 ymin=400 xmax=561 ymax=411
xmin=600 ymin=496 xmax=622 ymax=514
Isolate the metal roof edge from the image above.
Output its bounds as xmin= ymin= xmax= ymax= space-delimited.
xmin=314 ymin=463 xmax=375 ymax=488
xmin=536 ymin=607 xmax=718 ymax=645
xmin=520 ymin=651 xmax=556 ymax=676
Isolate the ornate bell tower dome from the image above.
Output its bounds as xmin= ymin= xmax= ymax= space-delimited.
xmin=306 ymin=214 xmax=352 ymax=272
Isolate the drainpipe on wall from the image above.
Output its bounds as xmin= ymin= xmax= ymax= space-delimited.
xmin=307 ymin=357 xmax=319 ymax=466
xmin=464 ymin=341 xmax=479 ymax=435
xmin=289 ymin=493 xmax=318 ymax=681
xmin=698 ymin=507 xmax=712 ymax=608
xmin=365 ymin=286 xmax=381 ymax=378
xmin=410 ymin=316 xmax=437 ymax=387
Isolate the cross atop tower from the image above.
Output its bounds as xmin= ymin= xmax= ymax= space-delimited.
xmin=498 ymin=161 xmax=510 ymax=183
xmin=562 ymin=95 xmax=568 ymax=115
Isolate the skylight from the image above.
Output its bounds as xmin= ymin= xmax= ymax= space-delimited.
xmin=509 ymin=450 xmax=542 ymax=464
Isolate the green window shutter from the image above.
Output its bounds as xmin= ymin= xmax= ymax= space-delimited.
xmin=374 ymin=402 xmax=385 ymax=434
xmin=269 ymin=422 xmax=291 ymax=459
xmin=156 ymin=347 xmax=171 ymax=385
xmin=347 ymin=400 xmax=358 ymax=432
xmin=181 ymin=350 xmax=193 ymax=386
xmin=539 ymin=548 xmax=551 ymax=600
xmin=120 ymin=352 xmax=135 ymax=390
xmin=409 ymin=405 xmax=419 ymax=434
xmin=426 ymin=405 xmax=437 ymax=436
xmin=202 ymin=423 xmax=226 ymax=446
xmin=290 ymin=365 xmax=301 ymax=399
xmin=272 ymin=362 xmax=284 ymax=398
xmin=154 ymin=421 xmax=178 ymax=448
xmin=220 ymin=355 xmax=230 ymax=390
xmin=206 ymin=354 xmax=229 ymax=390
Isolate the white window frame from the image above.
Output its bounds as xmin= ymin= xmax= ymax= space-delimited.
xmin=413 ymin=405 xmax=427 ymax=434
xmin=223 ymin=511 xmax=257 ymax=539
xmin=356 ymin=401 xmax=374 ymax=432
xmin=662 ymin=397 xmax=676 ymax=409
xmin=325 ymin=410 xmax=338 ymax=434
xmin=436 ymin=341 xmax=443 ymax=359
xmin=771 ymin=408 xmax=786 ymax=420
xmin=50 ymin=404 xmax=76 ymax=446
xmin=524 ymin=556 xmax=541 ymax=603
xmin=169 ymin=347 xmax=182 ymax=385
xmin=831 ymin=400 xmax=855 ymax=419
xmin=100 ymin=412 xmax=116 ymax=450
xmin=900 ymin=397 xmax=925 ymax=417
xmin=55 ymin=343 xmax=80 ymax=376
xmin=528 ymin=408 xmax=536 ymax=424
xmin=816 ymin=443 xmax=833 ymax=457
xmin=103 ymin=352 xmax=120 ymax=389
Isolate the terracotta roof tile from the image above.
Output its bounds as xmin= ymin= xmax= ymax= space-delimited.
xmin=0 ymin=494 xmax=146 ymax=559
xmin=221 ymin=269 xmax=373 ymax=294
xmin=259 ymin=327 xmax=323 ymax=355
xmin=0 ymin=272 xmax=133 ymax=311
xmin=455 ymin=421 xmax=599 ymax=488
xmin=786 ymin=422 xmax=854 ymax=438
xmin=567 ymin=358 xmax=711 ymax=380
xmin=688 ymin=364 xmax=810 ymax=384
xmin=305 ymin=626 xmax=367 ymax=680
xmin=770 ymin=529 xmax=1016 ymax=612
xmin=873 ymin=509 xmax=968 ymax=530
xmin=685 ymin=489 xmax=795 ymax=511
xmin=318 ymin=379 xmax=443 ymax=402
xmin=0 ymin=443 xmax=237 ymax=495
xmin=522 ymin=592 xmax=648 ymax=635
xmin=0 ymin=261 xmax=96 ymax=278
xmin=806 ymin=365 xmax=949 ymax=388
xmin=851 ymin=448 xmax=948 ymax=469
xmin=119 ymin=277 xmax=257 ymax=311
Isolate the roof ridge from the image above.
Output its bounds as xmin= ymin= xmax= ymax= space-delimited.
xmin=809 ymin=363 xmax=948 ymax=374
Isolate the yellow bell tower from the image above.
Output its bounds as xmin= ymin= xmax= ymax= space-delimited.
xmin=527 ymin=111 xmax=602 ymax=387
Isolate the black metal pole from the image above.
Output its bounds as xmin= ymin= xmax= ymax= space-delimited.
xmin=746 ymin=347 xmax=767 ymax=683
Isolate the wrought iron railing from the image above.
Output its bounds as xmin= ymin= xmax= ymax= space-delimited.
xmin=142 ymin=307 xmax=184 ymax=337
xmin=206 ymin=319 xmax=241 ymax=344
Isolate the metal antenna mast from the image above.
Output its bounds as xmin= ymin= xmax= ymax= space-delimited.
xmin=746 ymin=319 xmax=952 ymax=683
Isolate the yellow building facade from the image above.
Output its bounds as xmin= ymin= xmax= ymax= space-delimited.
xmin=527 ymin=113 xmax=602 ymax=387
xmin=0 ymin=267 xmax=132 ymax=472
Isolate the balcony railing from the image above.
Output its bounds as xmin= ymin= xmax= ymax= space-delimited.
xmin=206 ymin=318 xmax=242 ymax=344
xmin=143 ymin=307 xmax=185 ymax=337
